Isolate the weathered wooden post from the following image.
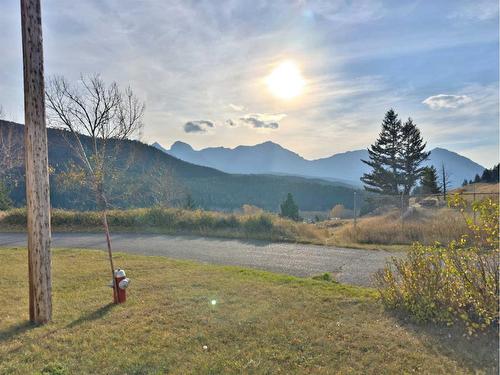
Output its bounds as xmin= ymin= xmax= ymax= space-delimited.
xmin=20 ymin=0 xmax=52 ymax=324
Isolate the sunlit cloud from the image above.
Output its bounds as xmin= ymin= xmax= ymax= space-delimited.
xmin=422 ymin=94 xmax=472 ymax=110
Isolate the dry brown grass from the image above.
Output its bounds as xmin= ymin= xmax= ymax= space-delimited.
xmin=0 ymin=207 xmax=329 ymax=245
xmin=330 ymin=207 xmax=468 ymax=246
xmin=454 ymin=183 xmax=499 ymax=195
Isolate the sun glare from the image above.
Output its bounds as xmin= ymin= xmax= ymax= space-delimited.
xmin=265 ymin=60 xmax=305 ymax=100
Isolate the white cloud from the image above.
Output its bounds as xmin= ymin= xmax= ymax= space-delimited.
xmin=449 ymin=0 xmax=499 ymax=21
xmin=307 ymin=0 xmax=386 ymax=24
xmin=228 ymin=103 xmax=244 ymax=111
xmin=422 ymin=94 xmax=472 ymax=110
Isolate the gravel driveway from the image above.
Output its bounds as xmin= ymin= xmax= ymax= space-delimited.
xmin=0 ymin=232 xmax=402 ymax=287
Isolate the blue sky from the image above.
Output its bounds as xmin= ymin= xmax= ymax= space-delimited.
xmin=0 ymin=0 xmax=498 ymax=166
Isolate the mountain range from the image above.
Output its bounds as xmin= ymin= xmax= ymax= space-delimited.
xmin=0 ymin=121 xmax=360 ymax=212
xmin=153 ymin=141 xmax=485 ymax=188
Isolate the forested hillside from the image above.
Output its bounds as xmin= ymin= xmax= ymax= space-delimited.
xmin=0 ymin=121 xmax=361 ymax=212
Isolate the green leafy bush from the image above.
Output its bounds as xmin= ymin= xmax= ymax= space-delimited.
xmin=376 ymin=197 xmax=499 ymax=333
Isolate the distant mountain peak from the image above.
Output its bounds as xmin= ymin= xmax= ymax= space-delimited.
xmin=170 ymin=141 xmax=194 ymax=152
xmin=259 ymin=140 xmax=280 ymax=147
xmin=154 ymin=139 xmax=484 ymax=187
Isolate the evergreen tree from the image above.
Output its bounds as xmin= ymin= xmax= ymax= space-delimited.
xmin=491 ymin=164 xmax=499 ymax=183
xmin=474 ymin=174 xmax=481 ymax=183
xmin=481 ymin=169 xmax=492 ymax=183
xmin=183 ymin=193 xmax=197 ymax=210
xmin=361 ymin=109 xmax=402 ymax=195
xmin=280 ymin=193 xmax=299 ymax=221
xmin=477 ymin=164 xmax=499 ymax=183
xmin=420 ymin=166 xmax=441 ymax=194
xmin=0 ymin=181 xmax=12 ymax=210
xmin=462 ymin=179 xmax=468 ymax=187
xmin=399 ymin=118 xmax=431 ymax=201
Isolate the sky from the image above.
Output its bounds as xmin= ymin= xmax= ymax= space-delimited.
xmin=0 ymin=0 xmax=498 ymax=166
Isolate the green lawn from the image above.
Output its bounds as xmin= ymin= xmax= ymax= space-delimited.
xmin=0 ymin=248 xmax=496 ymax=374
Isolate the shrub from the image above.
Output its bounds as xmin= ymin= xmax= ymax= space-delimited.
xmin=312 ymin=272 xmax=337 ymax=283
xmin=376 ymin=197 xmax=499 ymax=333
xmin=0 ymin=181 xmax=12 ymax=210
xmin=243 ymin=214 xmax=274 ymax=234
xmin=2 ymin=208 xmax=27 ymax=225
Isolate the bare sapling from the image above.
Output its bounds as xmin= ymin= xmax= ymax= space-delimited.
xmin=46 ymin=74 xmax=145 ymax=302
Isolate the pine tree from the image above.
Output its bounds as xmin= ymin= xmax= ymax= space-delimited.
xmin=399 ymin=118 xmax=430 ymax=202
xmin=361 ymin=109 xmax=402 ymax=195
xmin=478 ymin=164 xmax=499 ymax=183
xmin=481 ymin=168 xmax=492 ymax=183
xmin=474 ymin=174 xmax=481 ymax=183
xmin=491 ymin=164 xmax=499 ymax=183
xmin=183 ymin=193 xmax=197 ymax=210
xmin=420 ymin=166 xmax=441 ymax=194
xmin=0 ymin=181 xmax=12 ymax=210
xmin=280 ymin=193 xmax=299 ymax=221
xmin=462 ymin=179 xmax=468 ymax=187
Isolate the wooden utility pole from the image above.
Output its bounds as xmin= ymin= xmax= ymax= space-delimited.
xmin=21 ymin=0 xmax=52 ymax=324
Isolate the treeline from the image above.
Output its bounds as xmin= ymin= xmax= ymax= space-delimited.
xmin=462 ymin=164 xmax=499 ymax=186
xmin=0 ymin=121 xmax=363 ymax=213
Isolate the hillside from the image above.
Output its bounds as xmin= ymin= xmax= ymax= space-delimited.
xmin=0 ymin=121 xmax=361 ymax=212
xmin=155 ymin=141 xmax=486 ymax=188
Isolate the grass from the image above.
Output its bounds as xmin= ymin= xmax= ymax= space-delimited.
xmin=0 ymin=207 xmax=431 ymax=252
xmin=454 ymin=183 xmax=500 ymax=196
xmin=0 ymin=248 xmax=497 ymax=374
xmin=329 ymin=207 xmax=469 ymax=246
xmin=0 ymin=207 xmax=329 ymax=245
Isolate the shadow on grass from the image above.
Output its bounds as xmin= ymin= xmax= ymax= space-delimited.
xmin=0 ymin=320 xmax=37 ymax=342
xmin=66 ymin=303 xmax=116 ymax=328
xmin=391 ymin=311 xmax=499 ymax=373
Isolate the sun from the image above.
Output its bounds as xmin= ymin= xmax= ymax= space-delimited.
xmin=265 ymin=60 xmax=305 ymax=100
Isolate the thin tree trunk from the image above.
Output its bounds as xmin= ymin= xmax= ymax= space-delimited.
xmin=102 ymin=209 xmax=118 ymax=303
xmin=20 ymin=0 xmax=52 ymax=324
xmin=97 ymin=189 xmax=118 ymax=303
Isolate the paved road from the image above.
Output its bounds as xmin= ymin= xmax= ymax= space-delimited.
xmin=0 ymin=232 xmax=402 ymax=286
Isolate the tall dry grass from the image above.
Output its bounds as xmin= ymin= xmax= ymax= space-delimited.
xmin=332 ymin=207 xmax=468 ymax=246
xmin=0 ymin=207 xmax=328 ymax=244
